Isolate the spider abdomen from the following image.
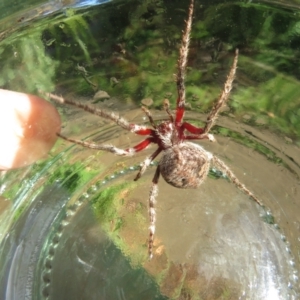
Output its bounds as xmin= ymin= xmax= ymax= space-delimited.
xmin=159 ymin=142 xmax=212 ymax=188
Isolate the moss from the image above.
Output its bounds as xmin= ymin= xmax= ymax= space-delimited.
xmin=91 ymin=180 xmax=148 ymax=265
xmin=47 ymin=161 xmax=99 ymax=194
xmin=232 ymin=72 xmax=300 ymax=138
xmin=12 ymin=203 xmax=26 ymax=222
xmin=92 ymin=181 xmax=132 ymax=223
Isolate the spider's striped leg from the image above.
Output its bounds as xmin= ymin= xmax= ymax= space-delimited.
xmin=134 ymin=147 xmax=162 ymax=181
xmin=175 ymin=0 xmax=194 ymax=125
xmin=212 ymin=155 xmax=263 ymax=206
xmin=201 ymin=49 xmax=239 ymax=135
xmin=163 ymin=99 xmax=174 ymax=122
xmin=148 ymin=165 xmax=160 ymax=260
xmin=45 ymin=92 xmax=154 ymax=136
xmin=57 ymin=133 xmax=154 ymax=156
xmin=141 ymin=106 xmax=156 ymax=128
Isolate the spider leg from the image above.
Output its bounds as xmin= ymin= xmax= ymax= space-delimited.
xmin=57 ymin=133 xmax=154 ymax=156
xmin=175 ymin=0 xmax=194 ymax=125
xmin=212 ymin=155 xmax=263 ymax=206
xmin=148 ymin=165 xmax=160 ymax=260
xmin=182 ymin=122 xmax=204 ymax=134
xmin=45 ymin=93 xmax=154 ymax=136
xmin=141 ymin=106 xmax=156 ymax=128
xmin=201 ymin=49 xmax=239 ymax=135
xmin=180 ymin=122 xmax=215 ymax=141
xmin=185 ymin=134 xmax=215 ymax=142
xmin=163 ymin=99 xmax=174 ymax=122
xmin=134 ymin=147 xmax=162 ymax=181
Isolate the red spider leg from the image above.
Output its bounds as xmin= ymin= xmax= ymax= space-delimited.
xmin=44 ymin=92 xmax=154 ymax=136
xmin=129 ymin=125 xmax=154 ymax=136
xmin=134 ymin=146 xmax=162 ymax=181
xmin=131 ymin=137 xmax=155 ymax=152
xmin=148 ymin=165 xmax=160 ymax=260
xmin=183 ymin=50 xmax=239 ymax=142
xmin=57 ymin=133 xmax=154 ymax=156
xmin=181 ymin=122 xmax=215 ymax=141
xmin=175 ymin=0 xmax=194 ymax=125
xmin=175 ymin=121 xmax=215 ymax=143
xmin=133 ymin=107 xmax=162 ymax=180
xmin=180 ymin=49 xmax=239 ymax=141
xmin=181 ymin=122 xmax=204 ymax=134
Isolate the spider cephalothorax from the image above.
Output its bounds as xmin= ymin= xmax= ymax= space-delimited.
xmin=47 ymin=0 xmax=263 ymax=259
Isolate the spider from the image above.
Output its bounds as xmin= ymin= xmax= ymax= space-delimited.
xmin=46 ymin=0 xmax=263 ymax=259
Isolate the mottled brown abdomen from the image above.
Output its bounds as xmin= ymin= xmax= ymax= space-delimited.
xmin=159 ymin=142 xmax=211 ymax=188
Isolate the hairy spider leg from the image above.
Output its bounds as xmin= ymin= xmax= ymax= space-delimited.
xmin=134 ymin=147 xmax=162 ymax=181
xmin=47 ymin=92 xmax=167 ymax=183
xmin=145 ymin=0 xmax=196 ymax=259
xmin=173 ymin=0 xmax=208 ymax=141
xmin=141 ymin=106 xmax=156 ymax=128
xmin=212 ymin=155 xmax=263 ymax=206
xmin=202 ymin=49 xmax=239 ymax=135
xmin=175 ymin=0 xmax=194 ymax=126
xmin=45 ymin=93 xmax=155 ymax=136
xmin=163 ymin=99 xmax=174 ymax=122
xmin=148 ymin=165 xmax=160 ymax=259
xmin=57 ymin=133 xmax=155 ymax=156
xmin=145 ymin=0 xmax=199 ymax=260
xmin=47 ymin=92 xmax=168 ymax=178
xmin=176 ymin=49 xmax=239 ymax=142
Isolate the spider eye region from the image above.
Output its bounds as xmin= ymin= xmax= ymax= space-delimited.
xmin=155 ymin=121 xmax=174 ymax=148
xmin=156 ymin=121 xmax=173 ymax=134
xmin=159 ymin=142 xmax=211 ymax=189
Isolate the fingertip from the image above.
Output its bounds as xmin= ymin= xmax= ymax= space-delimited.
xmin=0 ymin=89 xmax=61 ymax=170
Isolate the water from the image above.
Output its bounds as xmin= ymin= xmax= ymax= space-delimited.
xmin=0 ymin=0 xmax=300 ymax=299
